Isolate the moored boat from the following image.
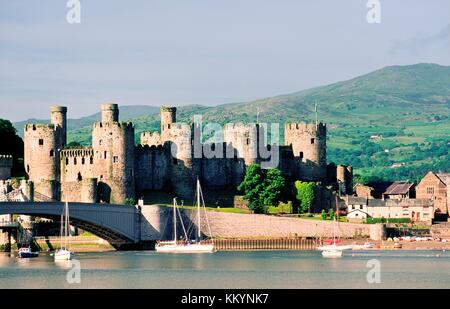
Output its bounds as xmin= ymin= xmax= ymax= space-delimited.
xmin=156 ymin=179 xmax=216 ymax=254
xmin=17 ymin=247 xmax=39 ymax=259
xmin=55 ymin=201 xmax=74 ymax=261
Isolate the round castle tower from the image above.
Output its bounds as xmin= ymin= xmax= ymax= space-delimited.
xmin=160 ymin=106 xmax=177 ymax=142
xmin=24 ymin=106 xmax=67 ymax=199
xmin=223 ymin=123 xmax=260 ymax=166
xmin=50 ymin=106 xmax=67 ymax=147
xmin=101 ymin=103 xmax=119 ymax=123
xmin=92 ymin=104 xmax=135 ymax=204
xmin=284 ymin=122 xmax=327 ymax=181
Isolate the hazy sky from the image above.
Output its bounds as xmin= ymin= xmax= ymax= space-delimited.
xmin=1 ymin=0 xmax=449 ymax=121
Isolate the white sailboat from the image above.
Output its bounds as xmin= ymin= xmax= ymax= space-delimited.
xmin=317 ymin=196 xmax=350 ymax=258
xmin=54 ymin=201 xmax=74 ymax=261
xmin=156 ymin=179 xmax=215 ymax=253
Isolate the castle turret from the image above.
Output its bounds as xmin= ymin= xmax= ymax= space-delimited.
xmin=223 ymin=123 xmax=261 ymax=166
xmin=24 ymin=123 xmax=61 ymax=199
xmin=92 ymin=104 xmax=135 ymax=204
xmin=285 ymin=122 xmax=327 ymax=181
xmin=50 ymin=106 xmax=67 ymax=147
xmin=337 ymin=165 xmax=353 ymax=195
xmin=101 ymin=103 xmax=119 ymax=123
xmin=160 ymin=106 xmax=176 ymax=141
xmin=0 ymin=155 xmax=13 ymax=180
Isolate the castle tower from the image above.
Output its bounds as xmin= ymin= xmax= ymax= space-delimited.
xmin=92 ymin=104 xmax=135 ymax=204
xmin=101 ymin=103 xmax=119 ymax=123
xmin=0 ymin=155 xmax=13 ymax=180
xmin=284 ymin=122 xmax=327 ymax=181
xmin=337 ymin=165 xmax=353 ymax=195
xmin=165 ymin=123 xmax=201 ymax=199
xmin=24 ymin=123 xmax=62 ymax=199
xmin=223 ymin=123 xmax=261 ymax=166
xmin=50 ymin=106 xmax=67 ymax=147
xmin=160 ymin=106 xmax=176 ymax=140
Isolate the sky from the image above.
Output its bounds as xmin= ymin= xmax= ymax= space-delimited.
xmin=1 ymin=0 xmax=450 ymax=121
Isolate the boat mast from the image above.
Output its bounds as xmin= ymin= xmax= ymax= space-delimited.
xmin=65 ymin=201 xmax=69 ymax=249
xmin=173 ymin=198 xmax=177 ymax=243
xmin=197 ymin=178 xmax=201 ymax=241
xmin=60 ymin=212 xmax=63 ymax=249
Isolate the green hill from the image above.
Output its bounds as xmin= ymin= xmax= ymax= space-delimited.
xmin=14 ymin=63 xmax=450 ymax=182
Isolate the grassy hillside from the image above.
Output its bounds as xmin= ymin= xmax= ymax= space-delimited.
xmin=14 ymin=64 xmax=450 ymax=182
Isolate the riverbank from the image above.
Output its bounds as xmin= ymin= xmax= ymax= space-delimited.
xmin=339 ymin=238 xmax=450 ymax=251
xmin=32 ymin=237 xmax=450 ymax=253
xmin=34 ymin=236 xmax=114 ymax=253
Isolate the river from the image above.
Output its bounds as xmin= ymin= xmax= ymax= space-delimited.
xmin=0 ymin=250 xmax=448 ymax=289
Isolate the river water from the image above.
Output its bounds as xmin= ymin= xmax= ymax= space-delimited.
xmin=0 ymin=250 xmax=448 ymax=289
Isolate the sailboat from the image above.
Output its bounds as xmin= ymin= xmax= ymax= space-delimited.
xmin=317 ymin=196 xmax=351 ymax=258
xmin=54 ymin=201 xmax=74 ymax=261
xmin=156 ymin=179 xmax=215 ymax=253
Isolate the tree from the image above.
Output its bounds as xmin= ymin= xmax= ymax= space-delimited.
xmin=294 ymin=181 xmax=316 ymax=214
xmin=238 ymin=164 xmax=286 ymax=214
xmin=261 ymin=168 xmax=285 ymax=208
xmin=66 ymin=141 xmax=82 ymax=148
xmin=0 ymin=119 xmax=24 ymax=176
xmin=238 ymin=164 xmax=265 ymax=213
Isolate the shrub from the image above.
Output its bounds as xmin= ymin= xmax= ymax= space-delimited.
xmin=124 ymin=198 xmax=136 ymax=206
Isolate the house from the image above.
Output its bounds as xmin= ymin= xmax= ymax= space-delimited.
xmin=345 ymin=196 xmax=434 ymax=224
xmin=416 ymin=171 xmax=449 ymax=214
xmin=382 ymin=181 xmax=415 ymax=199
xmin=346 ymin=197 xmax=369 ymax=220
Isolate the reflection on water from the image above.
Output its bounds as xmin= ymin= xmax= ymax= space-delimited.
xmin=0 ymin=250 xmax=448 ymax=289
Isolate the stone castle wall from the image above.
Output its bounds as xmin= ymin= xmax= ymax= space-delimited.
xmin=135 ymin=145 xmax=170 ymax=193
xmin=61 ymin=148 xmax=95 ymax=182
xmin=0 ymin=155 xmax=13 ymax=180
xmin=140 ymin=132 xmax=162 ymax=146
xmin=61 ymin=178 xmax=97 ymax=203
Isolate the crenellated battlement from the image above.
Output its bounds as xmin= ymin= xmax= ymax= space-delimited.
xmin=224 ymin=123 xmax=259 ymax=130
xmin=24 ymin=123 xmax=58 ymax=132
xmin=0 ymin=155 xmax=13 ymax=169
xmin=135 ymin=144 xmax=166 ymax=152
xmin=141 ymin=132 xmax=162 ymax=146
xmin=285 ymin=122 xmax=326 ymax=134
xmin=93 ymin=121 xmax=134 ymax=130
xmin=161 ymin=106 xmax=177 ymax=113
xmin=61 ymin=148 xmax=94 ymax=158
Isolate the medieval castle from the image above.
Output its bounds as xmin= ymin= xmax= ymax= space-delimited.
xmin=22 ymin=104 xmax=352 ymax=204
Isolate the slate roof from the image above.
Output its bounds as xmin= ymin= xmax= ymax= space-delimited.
xmin=384 ymin=181 xmax=414 ymax=195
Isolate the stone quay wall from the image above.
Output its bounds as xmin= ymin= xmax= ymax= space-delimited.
xmin=140 ymin=205 xmax=384 ymax=241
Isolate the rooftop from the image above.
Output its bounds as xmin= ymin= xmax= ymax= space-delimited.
xmin=384 ymin=181 xmax=414 ymax=196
